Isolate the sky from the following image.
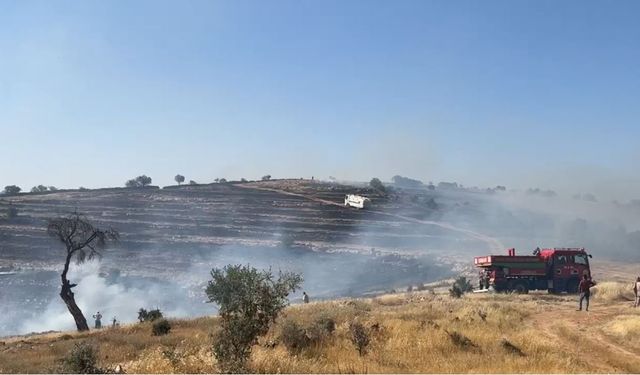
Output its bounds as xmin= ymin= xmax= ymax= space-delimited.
xmin=1 ymin=0 xmax=639 ymax=200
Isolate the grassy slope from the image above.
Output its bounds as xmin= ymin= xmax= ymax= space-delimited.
xmin=2 ymin=283 xmax=640 ymax=374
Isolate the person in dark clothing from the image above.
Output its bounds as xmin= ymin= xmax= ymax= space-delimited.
xmin=93 ymin=311 xmax=103 ymax=329
xmin=634 ymin=276 xmax=640 ymax=308
xmin=303 ymin=291 xmax=309 ymax=304
xmin=577 ymin=275 xmax=596 ymax=311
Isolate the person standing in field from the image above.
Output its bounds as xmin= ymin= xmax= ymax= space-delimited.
xmin=577 ymin=275 xmax=596 ymax=311
xmin=93 ymin=311 xmax=103 ymax=329
xmin=634 ymin=277 xmax=640 ymax=308
xmin=303 ymin=291 xmax=309 ymax=304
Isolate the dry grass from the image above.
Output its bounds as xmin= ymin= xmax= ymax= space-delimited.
xmin=592 ymin=281 xmax=636 ymax=302
xmin=604 ymin=315 xmax=640 ymax=339
xmin=1 ymin=291 xmax=639 ymax=373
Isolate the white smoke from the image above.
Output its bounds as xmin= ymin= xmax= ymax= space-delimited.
xmin=19 ymin=261 xmax=194 ymax=333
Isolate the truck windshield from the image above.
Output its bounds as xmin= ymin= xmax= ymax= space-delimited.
xmin=574 ymin=254 xmax=588 ymax=265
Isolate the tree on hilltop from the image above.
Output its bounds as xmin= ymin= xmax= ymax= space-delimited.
xmin=125 ymin=175 xmax=152 ymax=188
xmin=369 ymin=178 xmax=386 ymax=193
xmin=174 ymin=174 xmax=185 ymax=185
xmin=3 ymin=185 xmax=21 ymax=195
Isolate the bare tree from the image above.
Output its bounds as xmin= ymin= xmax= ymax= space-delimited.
xmin=47 ymin=212 xmax=119 ymax=331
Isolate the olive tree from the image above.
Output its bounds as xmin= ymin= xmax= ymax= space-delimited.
xmin=206 ymin=265 xmax=302 ymax=373
xmin=3 ymin=185 xmax=21 ymax=195
xmin=174 ymin=174 xmax=185 ymax=185
xmin=369 ymin=177 xmax=386 ymax=193
xmin=47 ymin=212 xmax=118 ymax=331
xmin=125 ymin=175 xmax=152 ymax=188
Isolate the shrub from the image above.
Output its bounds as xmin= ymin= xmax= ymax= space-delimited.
xmin=280 ymin=320 xmax=310 ymax=354
xmin=61 ymin=342 xmax=102 ymax=374
xmin=445 ymin=330 xmax=476 ymax=349
xmin=449 ymin=285 xmax=463 ymax=298
xmin=152 ymin=319 xmax=171 ymax=336
xmin=501 ymin=338 xmax=525 ymax=356
xmin=138 ymin=308 xmax=163 ymax=322
xmin=280 ymin=315 xmax=336 ymax=354
xmin=206 ymin=264 xmax=302 ymax=373
xmin=450 ymin=276 xmax=473 ymax=298
xmin=349 ymin=322 xmax=370 ymax=356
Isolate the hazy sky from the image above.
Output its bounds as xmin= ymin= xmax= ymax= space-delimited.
xmin=1 ymin=1 xmax=639 ymax=199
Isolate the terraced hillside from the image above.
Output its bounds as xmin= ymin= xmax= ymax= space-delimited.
xmin=1 ymin=180 xmax=488 ymax=336
xmin=0 ymin=180 xmax=488 ymax=267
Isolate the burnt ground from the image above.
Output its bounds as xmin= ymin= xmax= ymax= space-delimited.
xmin=0 ymin=180 xmax=490 ymax=267
xmin=0 ymin=180 xmax=494 ymax=336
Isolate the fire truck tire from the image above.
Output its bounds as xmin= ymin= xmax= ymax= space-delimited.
xmin=512 ymin=282 xmax=529 ymax=294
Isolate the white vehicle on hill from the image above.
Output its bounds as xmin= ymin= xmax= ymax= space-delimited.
xmin=344 ymin=194 xmax=370 ymax=209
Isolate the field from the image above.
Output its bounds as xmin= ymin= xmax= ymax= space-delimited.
xmin=1 ymin=282 xmax=639 ymax=373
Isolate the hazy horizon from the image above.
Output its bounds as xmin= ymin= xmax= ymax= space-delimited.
xmin=2 ymin=1 xmax=639 ymax=200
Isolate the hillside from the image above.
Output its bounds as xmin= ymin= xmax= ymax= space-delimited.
xmin=0 ymin=180 xmax=497 ymax=336
xmin=2 ymin=179 xmax=639 ymax=338
xmin=1 ymin=283 xmax=640 ymax=373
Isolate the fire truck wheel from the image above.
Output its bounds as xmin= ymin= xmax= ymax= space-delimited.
xmin=512 ymin=282 xmax=529 ymax=294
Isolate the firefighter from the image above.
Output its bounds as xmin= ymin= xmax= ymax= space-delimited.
xmin=93 ymin=311 xmax=103 ymax=329
xmin=577 ymin=275 xmax=596 ymax=311
xmin=303 ymin=291 xmax=309 ymax=304
xmin=634 ymin=277 xmax=640 ymax=308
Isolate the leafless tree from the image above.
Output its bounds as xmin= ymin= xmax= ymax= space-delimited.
xmin=47 ymin=212 xmax=119 ymax=331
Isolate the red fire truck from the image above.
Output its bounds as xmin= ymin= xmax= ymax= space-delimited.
xmin=474 ymin=247 xmax=592 ymax=294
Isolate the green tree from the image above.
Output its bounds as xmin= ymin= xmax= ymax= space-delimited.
xmin=125 ymin=175 xmax=152 ymax=188
xmin=369 ymin=178 xmax=386 ymax=193
xmin=3 ymin=185 xmax=21 ymax=195
xmin=261 ymin=175 xmax=271 ymax=181
xmin=174 ymin=174 xmax=185 ymax=185
xmin=31 ymin=185 xmax=48 ymax=193
xmin=206 ymin=265 xmax=302 ymax=373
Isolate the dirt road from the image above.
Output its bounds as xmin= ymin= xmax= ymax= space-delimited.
xmin=240 ymin=184 xmax=504 ymax=252
xmin=530 ymin=298 xmax=640 ymax=373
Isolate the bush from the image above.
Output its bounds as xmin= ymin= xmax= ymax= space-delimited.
xmin=152 ymin=319 xmax=171 ymax=336
xmin=446 ymin=330 xmax=477 ymax=349
xmin=450 ymin=276 xmax=473 ymax=298
xmin=61 ymin=342 xmax=102 ymax=374
xmin=349 ymin=322 xmax=370 ymax=356
xmin=138 ymin=308 xmax=163 ymax=322
xmin=280 ymin=315 xmax=336 ymax=354
xmin=207 ymin=264 xmax=302 ymax=373
xmin=280 ymin=320 xmax=310 ymax=354
xmin=449 ymin=285 xmax=463 ymax=298
xmin=261 ymin=175 xmax=271 ymax=181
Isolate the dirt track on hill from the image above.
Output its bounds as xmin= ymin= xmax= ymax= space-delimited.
xmin=240 ymin=184 xmax=504 ymax=252
xmin=530 ymin=298 xmax=640 ymax=373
